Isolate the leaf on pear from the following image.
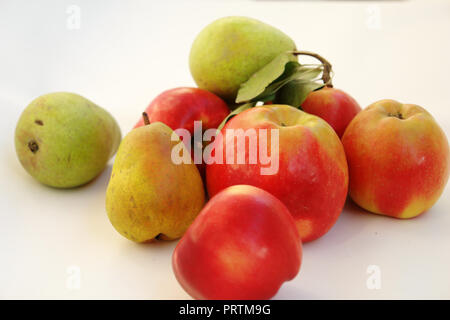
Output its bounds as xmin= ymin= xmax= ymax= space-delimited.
xmin=275 ymin=80 xmax=325 ymax=108
xmin=235 ymin=52 xmax=296 ymax=103
xmin=216 ymin=102 xmax=256 ymax=132
xmin=253 ymin=64 xmax=323 ymax=102
xmin=258 ymin=93 xmax=276 ymax=103
xmin=236 ymin=52 xmax=324 ymax=105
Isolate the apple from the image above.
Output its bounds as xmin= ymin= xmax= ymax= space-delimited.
xmin=172 ymin=185 xmax=302 ymax=300
xmin=134 ymin=87 xmax=229 ymax=133
xmin=206 ymin=105 xmax=349 ymax=242
xmin=135 ymin=87 xmax=229 ymax=177
xmin=342 ymin=99 xmax=449 ymax=218
xmin=301 ymin=87 xmax=361 ymax=138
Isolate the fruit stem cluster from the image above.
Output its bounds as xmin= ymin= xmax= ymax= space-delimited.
xmin=292 ymin=51 xmax=333 ymax=87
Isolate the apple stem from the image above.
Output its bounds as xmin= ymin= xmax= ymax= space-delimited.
xmin=291 ymin=51 xmax=333 ymax=87
xmin=142 ymin=112 xmax=150 ymax=125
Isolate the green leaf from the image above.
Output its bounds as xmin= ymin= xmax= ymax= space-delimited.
xmin=275 ymin=80 xmax=325 ymax=108
xmin=258 ymin=93 xmax=276 ymax=103
xmin=236 ymin=52 xmax=296 ymax=103
xmin=254 ymin=64 xmax=323 ymax=102
xmin=217 ymin=102 xmax=256 ymax=132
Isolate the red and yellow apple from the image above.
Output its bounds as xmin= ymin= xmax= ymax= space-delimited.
xmin=301 ymin=87 xmax=361 ymax=138
xmin=172 ymin=185 xmax=302 ymax=300
xmin=206 ymin=105 xmax=349 ymax=242
xmin=342 ymin=99 xmax=450 ymax=218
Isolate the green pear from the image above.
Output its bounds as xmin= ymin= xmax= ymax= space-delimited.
xmin=15 ymin=92 xmax=121 ymax=188
xmin=105 ymin=118 xmax=205 ymax=242
xmin=189 ymin=16 xmax=297 ymax=102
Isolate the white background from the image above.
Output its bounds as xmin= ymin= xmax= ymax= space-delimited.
xmin=1 ymin=0 xmax=449 ymax=299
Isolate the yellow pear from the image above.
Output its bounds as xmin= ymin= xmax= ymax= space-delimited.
xmin=105 ymin=115 xmax=205 ymax=242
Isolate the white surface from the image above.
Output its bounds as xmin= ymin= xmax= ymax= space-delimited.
xmin=1 ymin=0 xmax=450 ymax=299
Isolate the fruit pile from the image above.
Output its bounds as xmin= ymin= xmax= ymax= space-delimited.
xmin=14 ymin=17 xmax=449 ymax=300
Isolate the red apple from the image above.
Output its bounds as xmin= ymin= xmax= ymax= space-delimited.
xmin=206 ymin=105 xmax=349 ymax=242
xmin=135 ymin=87 xmax=229 ymax=177
xmin=342 ymin=99 xmax=449 ymax=218
xmin=301 ymin=87 xmax=361 ymax=138
xmin=134 ymin=87 xmax=229 ymax=133
xmin=172 ymin=185 xmax=302 ymax=300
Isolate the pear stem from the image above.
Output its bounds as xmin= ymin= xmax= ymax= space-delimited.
xmin=291 ymin=50 xmax=333 ymax=87
xmin=142 ymin=112 xmax=150 ymax=125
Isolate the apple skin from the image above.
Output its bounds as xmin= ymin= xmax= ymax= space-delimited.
xmin=134 ymin=87 xmax=229 ymax=133
xmin=301 ymin=87 xmax=361 ymax=138
xmin=206 ymin=105 xmax=349 ymax=242
xmin=172 ymin=185 xmax=302 ymax=300
xmin=342 ymin=99 xmax=450 ymax=218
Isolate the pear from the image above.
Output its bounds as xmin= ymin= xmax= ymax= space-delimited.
xmin=189 ymin=16 xmax=297 ymax=102
xmin=105 ymin=115 xmax=205 ymax=242
xmin=15 ymin=92 xmax=121 ymax=188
